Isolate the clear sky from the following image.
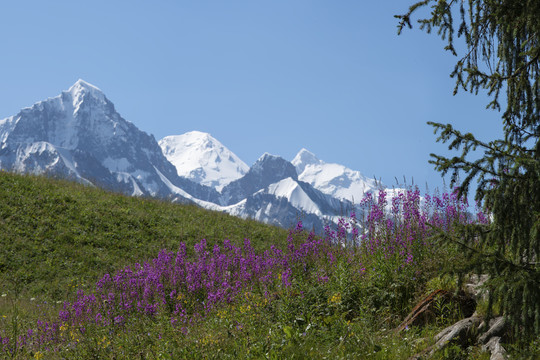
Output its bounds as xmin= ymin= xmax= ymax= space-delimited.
xmin=0 ymin=1 xmax=504 ymax=195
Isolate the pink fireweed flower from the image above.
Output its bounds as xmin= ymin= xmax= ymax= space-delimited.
xmin=114 ymin=316 xmax=125 ymax=326
xmin=281 ymin=268 xmax=292 ymax=287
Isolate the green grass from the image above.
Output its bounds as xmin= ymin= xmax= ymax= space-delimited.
xmin=0 ymin=171 xmax=288 ymax=301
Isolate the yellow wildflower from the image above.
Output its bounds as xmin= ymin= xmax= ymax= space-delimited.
xmin=328 ymin=292 xmax=342 ymax=304
xmin=99 ymin=335 xmax=111 ymax=349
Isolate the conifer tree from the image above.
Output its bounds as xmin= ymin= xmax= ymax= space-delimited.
xmin=396 ymin=0 xmax=539 ymax=338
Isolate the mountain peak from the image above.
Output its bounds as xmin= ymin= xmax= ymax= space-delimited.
xmin=69 ymin=79 xmax=102 ymax=92
xmin=160 ymin=131 xmax=214 ymax=152
xmin=67 ymin=79 xmax=105 ymax=104
xmin=182 ymin=131 xmax=215 ymax=147
xmin=159 ymin=131 xmax=248 ymax=191
xmin=250 ymin=153 xmax=297 ymax=180
xmin=292 ymin=148 xmax=321 ymax=174
xmin=184 ymin=130 xmax=211 ymax=138
xmin=294 ymin=150 xmax=379 ymax=202
xmin=256 ymin=152 xmax=280 ymax=162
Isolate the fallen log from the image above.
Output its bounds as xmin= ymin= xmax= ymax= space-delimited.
xmin=396 ymin=289 xmax=448 ymax=332
xmin=478 ymin=316 xmax=506 ymax=344
xmin=409 ymin=315 xmax=482 ymax=359
xmin=397 ymin=289 xmax=475 ymax=333
xmin=481 ymin=336 xmax=507 ymax=360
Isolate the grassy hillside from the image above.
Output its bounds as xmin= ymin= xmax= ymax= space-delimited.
xmin=1 ymin=171 xmax=538 ymax=359
xmin=0 ymin=171 xmax=288 ymax=300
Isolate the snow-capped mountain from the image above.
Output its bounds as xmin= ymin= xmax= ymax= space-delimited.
xmin=0 ymin=80 xmax=379 ymax=232
xmin=0 ymin=79 xmax=218 ymax=201
xmin=159 ymin=131 xmax=248 ymax=191
xmin=211 ymin=154 xmax=353 ymax=231
xmin=292 ymin=148 xmax=380 ymax=203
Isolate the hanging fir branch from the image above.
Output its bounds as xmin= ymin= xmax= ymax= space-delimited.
xmin=397 ymin=0 xmax=539 ymax=338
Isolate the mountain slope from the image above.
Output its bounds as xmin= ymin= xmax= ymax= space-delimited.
xmin=0 ymin=171 xmax=289 ymax=301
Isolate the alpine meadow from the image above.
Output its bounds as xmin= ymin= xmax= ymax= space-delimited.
xmin=1 ymin=0 xmax=539 ymax=359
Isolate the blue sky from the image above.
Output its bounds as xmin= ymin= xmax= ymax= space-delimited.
xmin=0 ymin=1 xmax=504 ymax=195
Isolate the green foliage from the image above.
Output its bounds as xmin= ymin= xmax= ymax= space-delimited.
xmin=0 ymin=171 xmax=288 ymax=302
xmin=426 ymin=274 xmax=458 ymax=294
xmin=397 ymin=0 xmax=540 ymax=339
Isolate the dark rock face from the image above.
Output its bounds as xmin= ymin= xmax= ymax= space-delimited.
xmin=220 ymin=154 xmax=298 ymax=205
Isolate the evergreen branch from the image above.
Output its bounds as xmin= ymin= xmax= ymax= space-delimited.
xmin=498 ymin=49 xmax=540 ymax=81
xmin=428 ymin=121 xmax=533 ymax=163
xmin=427 ymin=224 xmax=539 ymax=277
xmin=399 ymin=0 xmax=540 ymax=339
xmin=428 ymin=154 xmax=499 ymax=179
xmin=395 ymin=0 xmax=430 ymax=34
